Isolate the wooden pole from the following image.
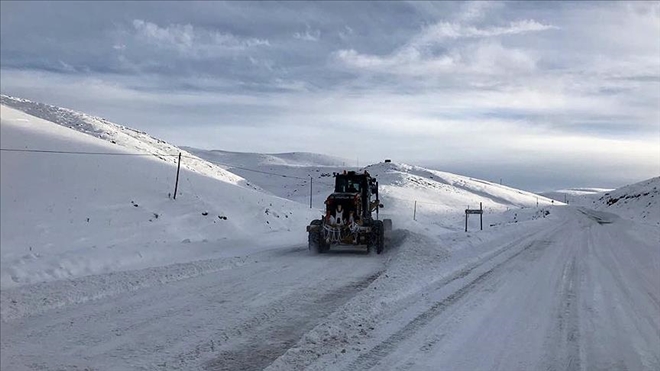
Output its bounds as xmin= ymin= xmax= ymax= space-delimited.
xmin=413 ymin=200 xmax=417 ymax=221
xmin=309 ymin=177 xmax=313 ymax=208
xmin=465 ymin=211 xmax=468 ymax=232
xmin=480 ymin=202 xmax=483 ymax=230
xmin=173 ymin=152 xmax=181 ymax=200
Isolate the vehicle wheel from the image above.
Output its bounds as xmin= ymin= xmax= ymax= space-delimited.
xmin=319 ymin=232 xmax=329 ymax=253
xmin=376 ymin=220 xmax=384 ymax=254
xmin=367 ymin=227 xmax=377 ymax=255
xmin=308 ymin=220 xmax=324 ymax=253
xmin=369 ymin=221 xmax=384 ymax=255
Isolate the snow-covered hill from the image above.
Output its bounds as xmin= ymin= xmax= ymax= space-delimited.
xmin=181 ymin=148 xmax=351 ymax=168
xmin=0 ymin=94 xmax=566 ymax=292
xmin=185 ymin=146 xmax=354 ymax=206
xmin=363 ymin=162 xmax=558 ymax=233
xmin=1 ymin=105 xmax=317 ymax=288
xmin=585 ymin=177 xmax=660 ymax=225
xmin=0 ymin=94 xmax=258 ymax=190
xmin=188 ymin=147 xmax=558 ymax=233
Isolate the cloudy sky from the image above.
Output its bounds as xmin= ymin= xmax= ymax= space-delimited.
xmin=1 ymin=1 xmax=659 ymax=191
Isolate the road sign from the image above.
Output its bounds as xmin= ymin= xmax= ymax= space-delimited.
xmin=465 ymin=202 xmax=484 ymax=231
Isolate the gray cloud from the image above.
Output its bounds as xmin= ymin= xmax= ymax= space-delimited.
xmin=1 ymin=1 xmax=658 ymax=191
xmin=293 ymin=25 xmax=321 ymax=42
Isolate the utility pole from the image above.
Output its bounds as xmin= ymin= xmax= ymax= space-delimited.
xmin=309 ymin=177 xmax=313 ymax=208
xmin=173 ymin=152 xmax=182 ymax=200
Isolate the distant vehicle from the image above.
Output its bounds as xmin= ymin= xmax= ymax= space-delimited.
xmin=306 ymin=170 xmax=392 ymax=254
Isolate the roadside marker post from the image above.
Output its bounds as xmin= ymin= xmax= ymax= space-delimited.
xmin=173 ymin=152 xmax=182 ymax=200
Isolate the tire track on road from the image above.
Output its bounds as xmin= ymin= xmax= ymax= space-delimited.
xmin=203 ymin=271 xmax=383 ymax=371
xmin=543 ymin=255 xmax=581 ymax=371
xmin=348 ymin=237 xmax=555 ymax=370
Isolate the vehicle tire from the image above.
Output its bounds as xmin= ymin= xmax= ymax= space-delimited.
xmin=369 ymin=221 xmax=384 ymax=255
xmin=376 ymin=220 xmax=385 ymax=254
xmin=308 ymin=220 xmax=324 ymax=253
xmin=367 ymin=224 xmax=377 ymax=254
xmin=319 ymin=231 xmax=329 ymax=253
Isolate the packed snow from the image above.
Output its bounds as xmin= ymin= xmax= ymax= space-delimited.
xmin=1 ymin=98 xmax=658 ymax=371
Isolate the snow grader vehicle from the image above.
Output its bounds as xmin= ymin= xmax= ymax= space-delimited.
xmin=306 ymin=170 xmax=392 ymax=254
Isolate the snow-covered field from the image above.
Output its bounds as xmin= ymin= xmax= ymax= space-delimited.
xmin=1 ymin=97 xmax=658 ymax=370
xmin=1 ymin=104 xmax=318 ymax=290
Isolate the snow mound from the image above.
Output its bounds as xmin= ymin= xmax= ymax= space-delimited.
xmin=1 ymin=105 xmax=317 ymax=288
xmin=0 ymin=94 xmax=255 ymax=190
xmin=589 ymin=177 xmax=660 ymax=224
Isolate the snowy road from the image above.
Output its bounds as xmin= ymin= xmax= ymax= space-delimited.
xmin=1 ymin=246 xmax=387 ymax=370
xmin=2 ymin=207 xmax=659 ymax=370
xmin=331 ymin=208 xmax=659 ymax=371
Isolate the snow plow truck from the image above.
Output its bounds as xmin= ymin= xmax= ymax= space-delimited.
xmin=306 ymin=170 xmax=392 ymax=254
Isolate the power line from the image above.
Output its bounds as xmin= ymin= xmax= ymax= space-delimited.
xmin=1 ymin=147 xmax=333 ymax=183
xmin=180 ymin=156 xmax=341 ymax=183
xmin=191 ymin=160 xmax=308 ymax=180
xmin=2 ymin=147 xmax=465 ymax=210
xmin=0 ymin=148 xmax=179 ymax=156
